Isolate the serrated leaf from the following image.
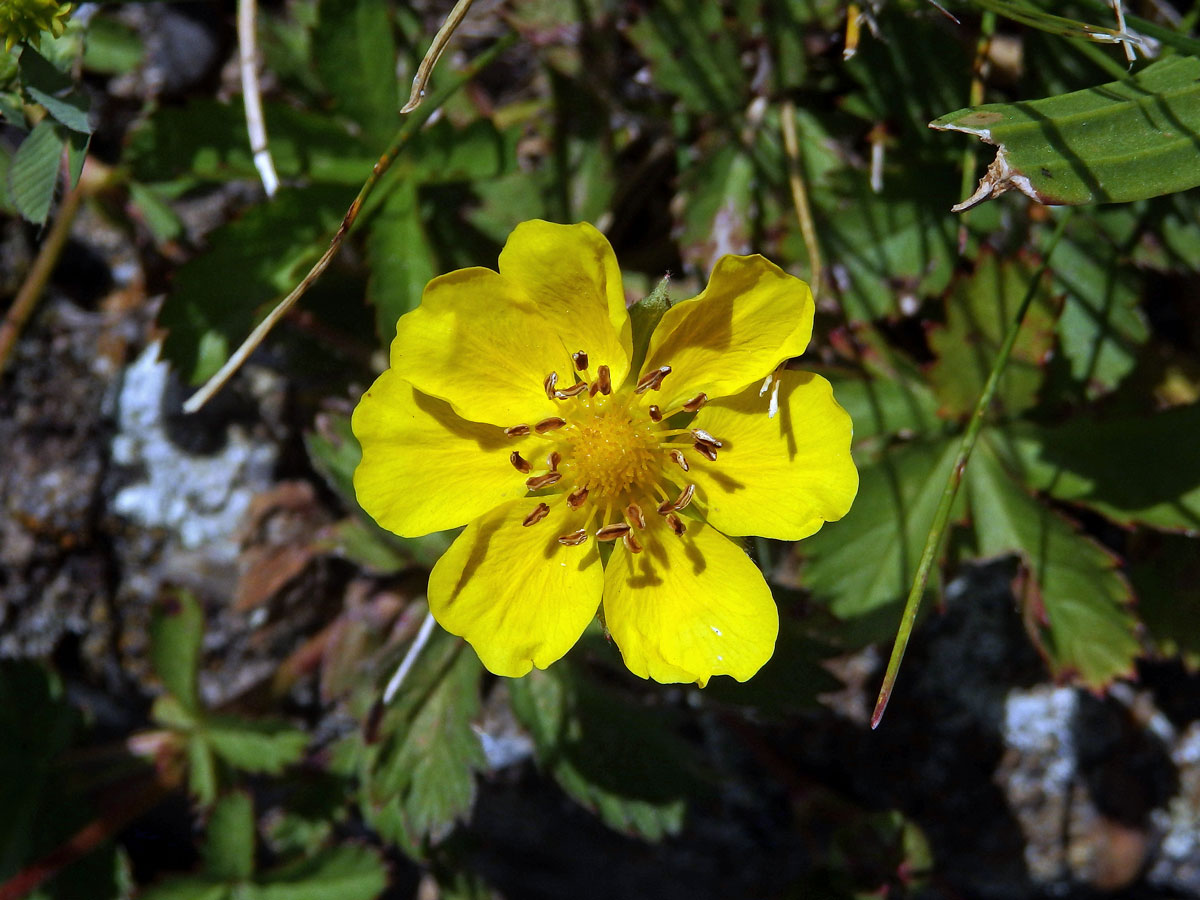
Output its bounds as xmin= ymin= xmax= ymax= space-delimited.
xmin=928 ymin=253 xmax=1061 ymax=419
xmin=1129 ymin=533 xmax=1200 ymax=669
xmin=822 ymin=371 xmax=941 ymax=447
xmin=314 ymin=0 xmax=397 ymax=143
xmin=158 ymin=184 xmax=349 ymax=384
xmin=363 ymin=634 xmax=484 ymax=851
xmin=1004 ymin=404 xmax=1200 ymax=531
xmin=967 ymin=437 xmax=1139 ymax=687
xmin=19 ymin=45 xmax=91 ymax=134
xmin=252 ymin=845 xmax=387 ymax=900
xmin=150 ymin=591 xmax=204 ymax=714
xmin=204 ymin=717 xmax=308 ymax=775
xmin=66 ymin=127 xmax=88 ymax=187
xmin=8 ymin=118 xmax=63 ymax=225
xmin=365 ymin=181 xmax=435 ymax=343
xmin=934 ymin=56 xmax=1200 ymax=208
xmin=801 ymin=437 xmax=963 ymax=625
xmin=509 ymin=663 xmax=702 ymax=840
xmin=203 ymin=792 xmax=255 ymax=882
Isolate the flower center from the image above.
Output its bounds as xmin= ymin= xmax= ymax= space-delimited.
xmin=504 ymin=352 xmax=722 ymax=554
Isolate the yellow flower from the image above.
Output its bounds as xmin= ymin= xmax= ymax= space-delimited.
xmin=352 ymin=221 xmax=858 ymax=686
xmin=0 ymin=0 xmax=72 ymax=51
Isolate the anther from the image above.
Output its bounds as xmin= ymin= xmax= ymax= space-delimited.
xmin=673 ymin=484 xmax=696 ymax=510
xmin=648 ymin=405 xmax=662 ymax=422
xmin=625 ymin=503 xmax=646 ymax=529
xmin=669 ymin=449 xmax=690 ymax=472
xmin=510 ymin=451 xmax=532 ymax=473
xmin=543 ymin=371 xmax=558 ymax=400
xmin=666 ymin=512 xmax=687 ymax=536
xmin=596 ymin=523 xmax=632 ymax=541
xmin=623 ymin=531 xmax=644 ymax=554
xmin=555 ymin=382 xmax=589 ymax=399
xmin=656 ymin=498 xmax=674 ymax=515
xmin=634 ymin=365 xmax=672 ymax=394
xmin=547 ymin=451 xmax=561 ymax=471
xmin=693 ymin=441 xmax=718 ymax=462
xmin=534 ymin=416 xmax=566 ymax=433
xmin=692 ymin=428 xmax=723 ymax=448
xmin=683 ymin=392 xmax=708 ymax=412
xmin=504 ymin=424 xmax=531 ymax=437
xmin=522 ymin=503 xmax=550 ymax=527
xmin=596 ymin=365 xmax=612 ymax=395
xmin=567 ymin=486 xmax=589 ymax=510
xmin=572 ymin=350 xmax=589 ymax=371
xmin=526 ymin=472 xmax=562 ymax=490
xmin=557 ymin=529 xmax=588 ymax=546
xmin=589 ymin=381 xmax=601 ymax=398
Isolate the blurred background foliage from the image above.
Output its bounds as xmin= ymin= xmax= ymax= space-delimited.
xmin=3 ymin=0 xmax=1200 ymax=898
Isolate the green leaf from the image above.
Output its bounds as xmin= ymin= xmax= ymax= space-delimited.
xmin=253 ymin=845 xmax=387 ymax=900
xmin=128 ymin=180 xmax=184 ymax=244
xmin=1129 ymin=533 xmax=1200 ymax=669
xmin=314 ymin=0 xmax=398 ymax=143
xmin=933 ymin=56 xmax=1200 ymax=207
xmin=7 ymin=118 xmax=64 ymax=225
xmin=139 ymin=878 xmax=229 ymax=900
xmin=628 ymin=275 xmax=671 ymax=375
xmin=18 ymin=45 xmax=92 ymax=134
xmin=204 ymin=716 xmax=308 ymax=775
xmin=158 ymin=184 xmax=350 ymax=384
xmin=82 ymin=14 xmax=144 ymax=75
xmin=674 ymin=142 xmax=755 ymax=273
xmin=66 ymin=127 xmax=88 ymax=187
xmin=509 ymin=663 xmax=702 ymax=841
xmin=821 ymin=371 xmax=941 ymax=447
xmin=362 ymin=633 xmax=485 ymax=852
xmin=1004 ymin=404 xmax=1200 ymax=531
xmin=187 ymin=736 xmax=218 ymax=807
xmin=150 ymin=590 xmax=204 ymax=715
xmin=967 ymin=437 xmax=1139 ymax=687
xmin=365 ymin=181 xmax=435 ymax=343
xmin=927 ymin=252 xmax=1061 ymax=419
xmin=203 ymin=792 xmax=256 ymax=882
xmin=801 ymin=437 xmax=963 ymax=626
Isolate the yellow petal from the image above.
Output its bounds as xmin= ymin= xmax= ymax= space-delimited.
xmin=389 ymin=266 xmax=565 ymax=427
xmin=686 ymin=371 xmax=858 ymax=540
xmin=602 ymin=517 xmax=778 ymax=686
xmin=499 ymin=220 xmax=633 ymax=391
xmin=352 ymin=370 xmax=538 ymax=537
xmin=640 ymin=255 xmax=814 ymax=411
xmin=429 ymin=499 xmax=602 ymax=677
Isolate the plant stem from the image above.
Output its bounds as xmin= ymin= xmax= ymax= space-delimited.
xmin=870 ymin=209 xmax=1073 ymax=729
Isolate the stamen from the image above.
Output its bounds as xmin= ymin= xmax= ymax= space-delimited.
xmin=683 ymin=392 xmax=708 ymax=412
xmin=526 ymin=472 xmax=562 ymax=490
xmin=510 ymin=451 xmax=532 ymax=474
xmin=596 ymin=523 xmax=632 ymax=541
xmin=555 ymin=382 xmax=589 ymax=399
xmin=589 ymin=381 xmax=601 ymax=398
xmin=547 ymin=451 xmax=561 ymax=471
xmin=666 ymin=512 xmax=687 ymax=536
xmin=693 ymin=441 xmax=718 ymax=462
xmin=692 ymin=428 xmax=723 ymax=448
xmin=572 ymin=350 xmax=589 ymax=371
xmin=504 ymin=424 xmax=531 ymax=437
xmin=634 ymin=365 xmax=672 ymax=394
xmin=669 ymin=449 xmax=690 ymax=472
xmin=623 ymin=531 xmax=644 ymax=554
xmin=673 ymin=484 xmax=696 ymax=510
xmin=557 ymin=529 xmax=589 ymax=546
xmin=543 ymin=371 xmax=558 ymax=400
xmin=522 ymin=503 xmax=551 ymax=527
xmin=535 ymin=416 xmax=566 ymax=433
xmin=567 ymin=486 xmax=589 ymax=510
xmin=656 ymin=498 xmax=673 ymax=515
xmin=625 ymin=503 xmax=646 ymax=529
xmin=648 ymin=405 xmax=662 ymax=422
xmin=596 ymin=365 xmax=612 ymax=395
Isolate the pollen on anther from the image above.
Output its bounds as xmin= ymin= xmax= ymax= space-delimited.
xmin=510 ymin=451 xmax=532 ymax=473
xmin=504 ymin=424 xmax=531 ymax=437
xmin=666 ymin=513 xmax=687 ymax=536
xmin=669 ymin=449 xmax=690 ymax=472
xmin=522 ymin=503 xmax=551 ymax=527
xmin=683 ymin=392 xmax=708 ymax=412
xmin=623 ymin=531 xmax=644 ymax=554
xmin=567 ymin=486 xmax=589 ymax=509
xmin=557 ymin=529 xmax=588 ymax=546
xmin=526 ymin=472 xmax=562 ymax=490
xmin=535 ymin=416 xmax=566 ymax=433
xmin=693 ymin=441 xmax=718 ymax=462
xmin=648 ymin=405 xmax=662 ymax=422
xmin=625 ymin=503 xmax=646 ymax=529
xmin=572 ymin=350 xmax=589 ymax=371
xmin=547 ymin=451 xmax=562 ymax=471
xmin=674 ymin=484 xmax=695 ymax=510
xmin=543 ymin=371 xmax=558 ymax=400
xmin=634 ymin=365 xmax=672 ymax=394
xmin=596 ymin=365 xmax=612 ymax=395
xmin=596 ymin=523 xmax=631 ymax=541
xmin=693 ymin=428 xmax=723 ymax=448
xmin=555 ymin=382 xmax=589 ymax=399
